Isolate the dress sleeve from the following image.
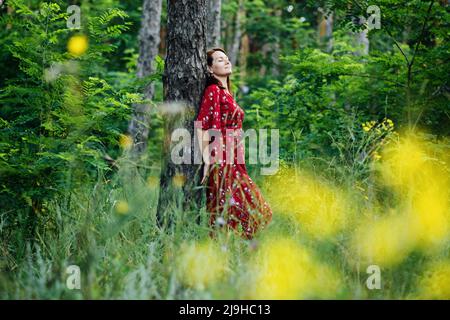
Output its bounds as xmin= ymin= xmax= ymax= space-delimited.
xmin=196 ymin=85 xmax=222 ymax=130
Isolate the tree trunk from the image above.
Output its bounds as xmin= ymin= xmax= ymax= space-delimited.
xmin=258 ymin=8 xmax=281 ymax=77
xmin=270 ymin=9 xmax=282 ymax=77
xmin=318 ymin=8 xmax=333 ymax=53
xmin=239 ymin=33 xmax=249 ymax=81
xmin=354 ymin=29 xmax=369 ymax=56
xmin=157 ymin=0 xmax=207 ymax=227
xmin=128 ymin=0 xmax=162 ymax=157
xmin=207 ymin=0 xmax=222 ymax=48
xmin=228 ymin=0 xmax=243 ymax=67
xmin=259 ymin=43 xmax=270 ymax=77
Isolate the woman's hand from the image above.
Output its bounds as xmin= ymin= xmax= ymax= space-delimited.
xmin=201 ymin=163 xmax=210 ymax=184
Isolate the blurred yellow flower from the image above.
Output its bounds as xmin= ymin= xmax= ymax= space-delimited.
xmin=351 ymin=211 xmax=416 ymax=268
xmin=119 ymin=134 xmax=133 ymax=150
xmin=177 ymin=240 xmax=228 ymax=290
xmin=379 ymin=135 xmax=426 ymax=188
xmin=114 ymin=200 xmax=129 ymax=215
xmin=172 ymin=173 xmax=186 ymax=188
xmin=372 ymin=151 xmax=382 ymax=161
xmin=265 ymin=168 xmax=352 ymax=239
xmin=67 ymin=35 xmax=88 ymax=56
xmin=377 ymin=132 xmax=450 ymax=251
xmin=417 ymin=261 xmax=450 ymax=299
xmin=146 ymin=175 xmax=159 ymax=189
xmin=246 ymin=238 xmax=341 ymax=299
xmin=409 ymin=181 xmax=450 ymax=250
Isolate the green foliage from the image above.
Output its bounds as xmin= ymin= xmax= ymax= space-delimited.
xmin=0 ymin=0 xmax=448 ymax=300
xmin=0 ymin=0 xmax=143 ymax=250
xmin=242 ymin=0 xmax=449 ymax=181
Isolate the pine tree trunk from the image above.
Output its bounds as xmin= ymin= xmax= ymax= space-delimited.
xmin=157 ymin=0 xmax=207 ymax=227
xmin=128 ymin=0 xmax=162 ymax=157
xmin=207 ymin=0 xmax=222 ymax=48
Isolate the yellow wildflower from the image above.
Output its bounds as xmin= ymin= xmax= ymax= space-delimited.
xmin=246 ymin=237 xmax=341 ymax=299
xmin=172 ymin=173 xmax=186 ymax=188
xmin=417 ymin=261 xmax=450 ymax=299
xmin=351 ymin=211 xmax=416 ymax=268
xmin=67 ymin=34 xmax=88 ymax=56
xmin=265 ymin=168 xmax=352 ymax=239
xmin=114 ymin=200 xmax=129 ymax=215
xmin=177 ymin=240 xmax=228 ymax=290
xmin=119 ymin=134 xmax=133 ymax=150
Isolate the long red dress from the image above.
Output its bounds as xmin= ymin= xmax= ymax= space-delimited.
xmin=195 ymin=84 xmax=272 ymax=239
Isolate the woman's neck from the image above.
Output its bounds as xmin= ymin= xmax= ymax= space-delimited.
xmin=214 ymin=75 xmax=228 ymax=91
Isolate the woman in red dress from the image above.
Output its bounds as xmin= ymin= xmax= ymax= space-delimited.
xmin=195 ymin=48 xmax=272 ymax=240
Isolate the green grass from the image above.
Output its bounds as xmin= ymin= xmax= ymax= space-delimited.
xmin=1 ymin=145 xmax=449 ymax=300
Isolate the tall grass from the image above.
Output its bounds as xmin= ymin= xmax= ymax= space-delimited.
xmin=1 ymin=129 xmax=449 ymax=299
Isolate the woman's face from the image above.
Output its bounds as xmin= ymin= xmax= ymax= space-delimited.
xmin=209 ymin=51 xmax=232 ymax=76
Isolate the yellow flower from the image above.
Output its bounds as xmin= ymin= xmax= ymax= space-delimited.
xmin=172 ymin=173 xmax=186 ymax=188
xmin=114 ymin=200 xmax=129 ymax=215
xmin=362 ymin=120 xmax=376 ymax=132
xmin=351 ymin=211 xmax=416 ymax=268
xmin=119 ymin=134 xmax=133 ymax=150
xmin=385 ymin=118 xmax=394 ymax=128
xmin=372 ymin=151 xmax=382 ymax=161
xmin=377 ymin=132 xmax=450 ymax=251
xmin=177 ymin=240 xmax=228 ymax=290
xmin=67 ymin=35 xmax=88 ymax=56
xmin=409 ymin=179 xmax=450 ymax=250
xmin=379 ymin=134 xmax=428 ymax=190
xmin=146 ymin=176 xmax=159 ymax=189
xmin=246 ymin=237 xmax=341 ymax=299
xmin=265 ymin=168 xmax=352 ymax=239
xmin=417 ymin=261 xmax=450 ymax=299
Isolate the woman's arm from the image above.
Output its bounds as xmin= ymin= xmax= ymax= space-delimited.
xmin=197 ymin=128 xmax=211 ymax=184
xmin=195 ymin=85 xmax=222 ymax=183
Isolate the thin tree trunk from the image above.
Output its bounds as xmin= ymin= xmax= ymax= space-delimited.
xmin=157 ymin=0 xmax=207 ymax=227
xmin=318 ymin=8 xmax=337 ymax=110
xmin=128 ymin=0 xmax=162 ymax=156
xmin=354 ymin=29 xmax=369 ymax=56
xmin=239 ymin=33 xmax=249 ymax=81
xmin=318 ymin=8 xmax=333 ymax=53
xmin=238 ymin=1 xmax=248 ymax=81
xmin=259 ymin=8 xmax=281 ymax=77
xmin=346 ymin=2 xmax=368 ymax=56
xmin=259 ymin=43 xmax=270 ymax=77
xmin=207 ymin=0 xmax=222 ymax=48
xmin=271 ymin=9 xmax=282 ymax=77
xmin=228 ymin=0 xmax=243 ymax=67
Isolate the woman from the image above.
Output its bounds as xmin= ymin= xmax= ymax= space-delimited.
xmin=195 ymin=47 xmax=272 ymax=240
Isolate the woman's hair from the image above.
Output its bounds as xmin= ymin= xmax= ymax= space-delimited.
xmin=206 ymin=47 xmax=232 ymax=96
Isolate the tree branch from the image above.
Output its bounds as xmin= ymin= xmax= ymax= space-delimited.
xmin=340 ymin=73 xmax=406 ymax=87
xmin=409 ymin=0 xmax=435 ymax=69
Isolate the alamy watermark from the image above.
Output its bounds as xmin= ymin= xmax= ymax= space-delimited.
xmin=66 ymin=265 xmax=81 ymax=290
xmin=366 ymin=264 xmax=381 ymax=290
xmin=67 ymin=5 xmax=81 ymax=29
xmin=355 ymin=5 xmax=381 ymax=31
xmin=169 ymin=122 xmax=279 ymax=175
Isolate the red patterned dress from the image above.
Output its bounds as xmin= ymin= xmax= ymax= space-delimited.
xmin=195 ymin=84 xmax=272 ymax=239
